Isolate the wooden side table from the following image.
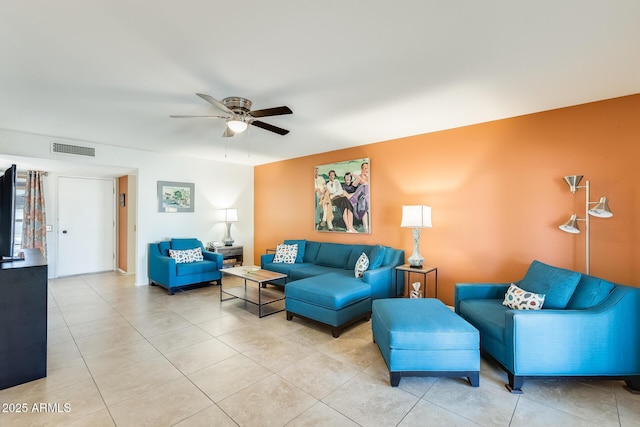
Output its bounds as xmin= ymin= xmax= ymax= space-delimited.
xmin=210 ymin=245 xmax=243 ymax=268
xmin=395 ymin=264 xmax=438 ymax=298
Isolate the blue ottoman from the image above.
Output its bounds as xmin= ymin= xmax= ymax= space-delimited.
xmin=372 ymin=298 xmax=480 ymax=387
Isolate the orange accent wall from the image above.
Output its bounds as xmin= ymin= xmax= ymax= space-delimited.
xmin=255 ymin=94 xmax=640 ymax=304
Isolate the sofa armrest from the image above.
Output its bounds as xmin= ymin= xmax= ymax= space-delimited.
xmin=202 ymin=250 xmax=223 ymax=269
xmin=363 ymin=265 xmax=395 ymax=299
xmin=505 ymin=285 xmax=640 ymax=375
xmin=260 ymin=253 xmax=275 ymax=268
xmin=454 ymin=283 xmax=510 ymax=313
xmin=148 ymin=246 xmax=176 ymax=286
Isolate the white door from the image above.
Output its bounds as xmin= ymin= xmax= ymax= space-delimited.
xmin=58 ymin=177 xmax=115 ymax=276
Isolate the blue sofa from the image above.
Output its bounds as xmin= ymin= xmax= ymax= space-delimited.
xmin=148 ymin=238 xmax=223 ymax=295
xmin=455 ymin=260 xmax=640 ymax=393
xmin=261 ymin=240 xmax=404 ymax=337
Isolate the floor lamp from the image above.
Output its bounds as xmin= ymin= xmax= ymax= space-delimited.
xmin=558 ymin=175 xmax=613 ymax=274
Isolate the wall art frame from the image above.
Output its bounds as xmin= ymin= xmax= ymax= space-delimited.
xmin=314 ymin=157 xmax=370 ymax=233
xmin=157 ymin=181 xmax=194 ymax=213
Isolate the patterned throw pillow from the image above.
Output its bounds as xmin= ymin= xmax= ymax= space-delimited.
xmin=273 ymin=243 xmax=298 ymax=264
xmin=502 ymin=283 xmax=545 ymax=310
xmin=169 ymin=247 xmax=204 ymax=264
xmin=354 ymin=252 xmax=369 ymax=278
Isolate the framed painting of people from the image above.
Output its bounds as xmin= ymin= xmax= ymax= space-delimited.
xmin=315 ymin=158 xmax=370 ymax=233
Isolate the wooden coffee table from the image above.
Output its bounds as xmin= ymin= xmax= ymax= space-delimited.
xmin=220 ymin=266 xmax=287 ymax=317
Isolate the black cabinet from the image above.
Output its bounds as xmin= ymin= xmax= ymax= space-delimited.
xmin=0 ymin=249 xmax=48 ymax=390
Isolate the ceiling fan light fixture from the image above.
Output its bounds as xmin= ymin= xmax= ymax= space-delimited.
xmin=173 ymin=93 xmax=291 ymax=137
xmin=227 ymin=118 xmax=248 ymax=133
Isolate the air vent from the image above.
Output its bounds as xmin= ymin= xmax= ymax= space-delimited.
xmin=51 ymin=142 xmax=95 ymax=157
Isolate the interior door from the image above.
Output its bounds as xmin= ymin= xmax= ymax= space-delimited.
xmin=58 ymin=176 xmax=115 ymax=276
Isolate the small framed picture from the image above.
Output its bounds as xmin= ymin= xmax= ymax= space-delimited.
xmin=157 ymin=181 xmax=195 ymax=213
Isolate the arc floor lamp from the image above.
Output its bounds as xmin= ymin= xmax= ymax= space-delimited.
xmin=558 ymin=175 xmax=613 ymax=274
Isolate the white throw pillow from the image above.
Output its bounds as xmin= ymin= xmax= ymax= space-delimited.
xmin=273 ymin=243 xmax=297 ymax=264
xmin=169 ymin=247 xmax=203 ymax=264
xmin=354 ymin=252 xmax=369 ymax=278
xmin=502 ymin=283 xmax=545 ymax=310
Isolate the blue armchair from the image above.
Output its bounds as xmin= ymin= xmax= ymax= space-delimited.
xmin=455 ymin=260 xmax=640 ymax=393
xmin=148 ymin=238 xmax=223 ymax=295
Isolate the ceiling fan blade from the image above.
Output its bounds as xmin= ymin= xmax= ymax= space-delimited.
xmin=251 ymin=120 xmax=290 ymax=135
xmin=196 ymin=93 xmax=233 ymax=114
xmin=249 ymin=106 xmax=292 ymax=118
xmin=170 ymin=115 xmax=228 ymax=118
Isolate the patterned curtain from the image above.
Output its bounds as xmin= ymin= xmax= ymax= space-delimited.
xmin=22 ymin=171 xmax=47 ymax=258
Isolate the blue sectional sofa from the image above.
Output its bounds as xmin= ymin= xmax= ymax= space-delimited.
xmin=455 ymin=260 xmax=640 ymax=393
xmin=148 ymin=238 xmax=223 ymax=295
xmin=261 ymin=240 xmax=404 ymax=337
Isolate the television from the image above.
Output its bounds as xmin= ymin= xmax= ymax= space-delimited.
xmin=0 ymin=164 xmax=18 ymax=260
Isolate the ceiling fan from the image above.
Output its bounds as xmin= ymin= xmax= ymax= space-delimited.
xmin=171 ymin=93 xmax=292 ymax=137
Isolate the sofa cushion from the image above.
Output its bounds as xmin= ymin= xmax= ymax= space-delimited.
xmin=373 ymin=299 xmax=479 ymax=351
xmin=285 ymin=272 xmax=371 ymax=310
xmin=261 ymin=262 xmax=312 ymax=276
xmin=346 ymin=245 xmax=369 ymax=269
xmin=303 ymin=241 xmax=321 ymax=263
xmin=458 ymin=299 xmax=507 ymax=344
xmin=354 ymin=252 xmax=369 ymax=278
xmin=284 ymin=239 xmax=306 ymax=263
xmin=566 ymin=274 xmax=615 ymax=309
xmin=289 ymin=265 xmax=350 ymax=281
xmin=502 ymin=283 xmax=545 ymax=310
xmin=176 ymin=260 xmax=218 ymax=276
xmin=171 ymin=238 xmax=201 ymax=250
xmin=382 ymin=247 xmax=393 ymax=265
xmin=315 ymin=243 xmax=351 ymax=269
xmin=273 ymin=243 xmax=297 ymax=264
xmin=516 ymin=260 xmax=581 ymax=309
xmin=347 ymin=245 xmax=364 ymax=270
xmin=368 ymin=245 xmax=386 ymax=269
xmin=169 ymin=248 xmax=204 ymax=264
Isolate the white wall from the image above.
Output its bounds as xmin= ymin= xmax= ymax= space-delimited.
xmin=0 ymin=128 xmax=254 ymax=285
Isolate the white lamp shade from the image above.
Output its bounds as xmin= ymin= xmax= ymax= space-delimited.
xmin=218 ymin=208 xmax=238 ymax=222
xmin=401 ymin=205 xmax=432 ymax=228
xmin=227 ymin=119 xmax=248 ymax=133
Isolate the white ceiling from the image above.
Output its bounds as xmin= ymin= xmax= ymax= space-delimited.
xmin=1 ymin=1 xmax=639 ymax=167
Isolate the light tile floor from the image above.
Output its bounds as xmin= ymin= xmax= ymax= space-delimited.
xmin=1 ymin=272 xmax=639 ymax=426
